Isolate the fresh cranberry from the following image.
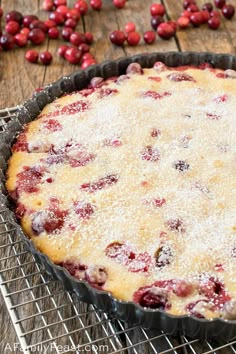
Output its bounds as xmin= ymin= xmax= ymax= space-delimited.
xmin=126 ymin=62 xmax=143 ymax=75
xmin=54 ymin=0 xmax=67 ymax=6
xmin=151 ymin=15 xmax=164 ymax=30
xmin=56 ymin=5 xmax=68 ymax=18
xmin=150 ymin=3 xmax=165 ymax=16
xmin=28 ymin=28 xmax=46 ymax=45
xmin=201 ymin=10 xmax=210 ymax=23
xmin=44 ymin=19 xmax=57 ymax=29
xmin=40 ymin=51 xmax=53 ymax=65
xmin=14 ymin=33 xmax=28 ymax=47
xmin=109 ymin=30 xmax=126 ymax=46
xmin=190 ymin=11 xmax=203 ymax=26
xmin=113 ymin=0 xmax=126 ymax=8
xmin=64 ymin=18 xmax=77 ymax=28
xmin=202 ymin=2 xmax=213 ymax=12
xmin=222 ymin=4 xmax=235 ymax=19
xmin=208 ymin=16 xmax=220 ymax=29
xmin=78 ymin=43 xmax=90 ymax=53
xmin=157 ymin=23 xmax=176 ymax=40
xmin=143 ymin=31 xmax=156 ymax=44
xmin=0 ymin=34 xmax=15 ymax=50
xmin=90 ymin=0 xmax=103 ymax=10
xmin=183 ymin=0 xmax=196 ymax=9
xmin=214 ymin=0 xmax=226 ymax=9
xmin=210 ymin=10 xmax=221 ymax=17
xmin=155 ymin=245 xmax=172 ymax=268
xmin=187 ymin=4 xmax=199 ymax=12
xmin=47 ymin=27 xmax=59 ymax=39
xmin=82 ymin=52 xmax=94 ymax=61
xmin=58 ymin=44 xmax=69 ymax=57
xmin=66 ymin=8 xmax=80 ymax=22
xmin=64 ymin=47 xmax=82 ymax=64
xmin=167 ymin=20 xmax=178 ymax=31
xmin=25 ymin=49 xmax=39 ymax=63
xmin=49 ymin=11 xmax=65 ymax=25
xmin=5 ymin=21 xmax=20 ymax=35
xmin=0 ymin=7 xmax=3 ymax=18
xmin=85 ymin=31 xmax=94 ymax=44
xmin=137 ymin=287 xmax=170 ymax=309
xmin=167 ymin=218 xmax=185 ymax=232
xmin=125 ymin=22 xmax=136 ymax=33
xmin=23 ymin=15 xmax=38 ymax=28
xmin=42 ymin=0 xmax=55 ymax=11
xmin=61 ymin=26 xmax=73 ymax=40
xmin=70 ymin=31 xmax=86 ymax=45
xmin=85 ymin=265 xmax=107 ymax=287
xmin=20 ymin=27 xmax=30 ymax=37
xmin=30 ymin=20 xmax=48 ymax=33
xmin=167 ymin=72 xmax=194 ymax=81
xmin=127 ymin=31 xmax=140 ymax=46
xmin=177 ymin=16 xmax=190 ymax=28
xmin=74 ymin=0 xmax=89 ymax=15
xmin=181 ymin=10 xmax=192 ymax=18
xmin=6 ymin=10 xmax=23 ymax=24
xmin=81 ymin=174 xmax=118 ymax=193
xmin=81 ymin=59 xmax=96 ymax=69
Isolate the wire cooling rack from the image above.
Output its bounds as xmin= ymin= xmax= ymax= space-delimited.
xmin=0 ymin=107 xmax=236 ymax=354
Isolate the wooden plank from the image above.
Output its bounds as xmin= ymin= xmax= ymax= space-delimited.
xmin=0 ymin=0 xmax=48 ymax=109
xmin=115 ymin=0 xmax=178 ymax=56
xmin=163 ymin=0 xmax=235 ymax=53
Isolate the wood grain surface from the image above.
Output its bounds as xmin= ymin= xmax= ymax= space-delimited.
xmin=1 ymin=0 xmax=236 ymax=353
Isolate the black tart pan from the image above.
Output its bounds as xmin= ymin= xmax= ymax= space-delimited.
xmin=1 ymin=51 xmax=236 ymax=342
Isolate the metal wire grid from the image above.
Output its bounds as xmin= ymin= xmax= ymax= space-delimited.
xmin=0 ymin=108 xmax=236 ymax=354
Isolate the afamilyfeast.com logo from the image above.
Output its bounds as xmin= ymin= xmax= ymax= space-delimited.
xmin=4 ymin=342 xmax=109 ymax=353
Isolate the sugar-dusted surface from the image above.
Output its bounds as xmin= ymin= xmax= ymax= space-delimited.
xmin=6 ymin=65 xmax=236 ymax=319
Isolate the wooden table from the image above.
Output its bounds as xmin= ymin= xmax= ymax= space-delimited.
xmin=0 ymin=0 xmax=236 ymax=352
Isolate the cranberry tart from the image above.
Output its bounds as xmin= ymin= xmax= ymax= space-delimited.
xmin=5 ymin=59 xmax=236 ymax=324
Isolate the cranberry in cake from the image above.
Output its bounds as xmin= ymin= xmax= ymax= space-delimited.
xmin=6 ymin=61 xmax=236 ymax=321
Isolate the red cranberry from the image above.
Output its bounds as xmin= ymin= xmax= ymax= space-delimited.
xmin=177 ymin=16 xmax=190 ymax=28
xmin=81 ymin=174 xmax=118 ymax=193
xmin=150 ymin=3 xmax=165 ymax=16
xmin=222 ymin=4 xmax=235 ymax=19
xmin=40 ymin=51 xmax=53 ymax=65
xmin=183 ymin=0 xmax=196 ymax=9
xmin=202 ymin=2 xmax=213 ymax=12
xmin=66 ymin=8 xmax=80 ymax=22
xmin=0 ymin=34 xmax=15 ymax=50
xmin=109 ymin=30 xmax=126 ymax=46
xmin=81 ymin=59 xmax=96 ymax=69
xmin=78 ymin=43 xmax=90 ymax=52
xmin=5 ymin=21 xmax=20 ymax=35
xmin=190 ymin=11 xmax=204 ymax=26
xmin=157 ymin=23 xmax=176 ymax=40
xmin=85 ymin=265 xmax=107 ymax=286
xmin=58 ymin=44 xmax=68 ymax=57
xmin=138 ymin=287 xmax=170 ymax=310
xmin=127 ymin=31 xmax=140 ymax=46
xmin=23 ymin=15 xmax=38 ymax=28
xmin=208 ymin=16 xmax=220 ymax=29
xmin=201 ymin=10 xmax=210 ymax=23
xmin=143 ymin=30 xmax=156 ymax=44
xmin=64 ymin=47 xmax=82 ymax=64
xmin=82 ymin=52 xmax=94 ymax=61
xmin=62 ymin=27 xmax=73 ymax=40
xmin=42 ymin=0 xmax=54 ymax=11
xmin=48 ymin=27 xmax=60 ymax=39
xmin=125 ymin=22 xmax=136 ymax=33
xmin=49 ymin=11 xmax=65 ymax=25
xmin=14 ymin=33 xmax=28 ymax=47
xmin=74 ymin=1 xmax=89 ymax=15
xmin=20 ymin=27 xmax=30 ymax=36
xmin=6 ymin=10 xmax=23 ymax=24
xmin=214 ymin=0 xmax=226 ymax=9
xmin=31 ymin=209 xmax=66 ymax=234
xmin=44 ymin=19 xmax=57 ymax=29
xmin=30 ymin=20 xmax=48 ymax=33
xmin=90 ymin=0 xmax=103 ymax=10
xmin=187 ymin=4 xmax=199 ymax=12
xmin=55 ymin=5 xmax=68 ymax=18
xmin=28 ymin=28 xmax=46 ymax=45
xmin=151 ymin=15 xmax=164 ymax=30
xmin=167 ymin=20 xmax=177 ymax=31
xmin=181 ymin=10 xmax=192 ymax=18
xmin=85 ymin=31 xmax=94 ymax=44
xmin=210 ymin=10 xmax=221 ymax=17
xmin=25 ymin=49 xmax=39 ymax=63
xmin=173 ymin=280 xmax=193 ymax=297
xmin=113 ymin=0 xmax=126 ymax=9
xmin=54 ymin=0 xmax=67 ymax=7
xmin=64 ymin=18 xmax=77 ymax=28
xmin=70 ymin=31 xmax=86 ymax=45
xmin=0 ymin=8 xmax=3 ymax=18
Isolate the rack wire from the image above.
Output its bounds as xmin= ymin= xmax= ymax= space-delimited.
xmin=0 ymin=107 xmax=235 ymax=354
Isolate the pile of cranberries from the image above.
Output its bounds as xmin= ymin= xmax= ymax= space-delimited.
xmin=109 ymin=0 xmax=235 ymax=47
